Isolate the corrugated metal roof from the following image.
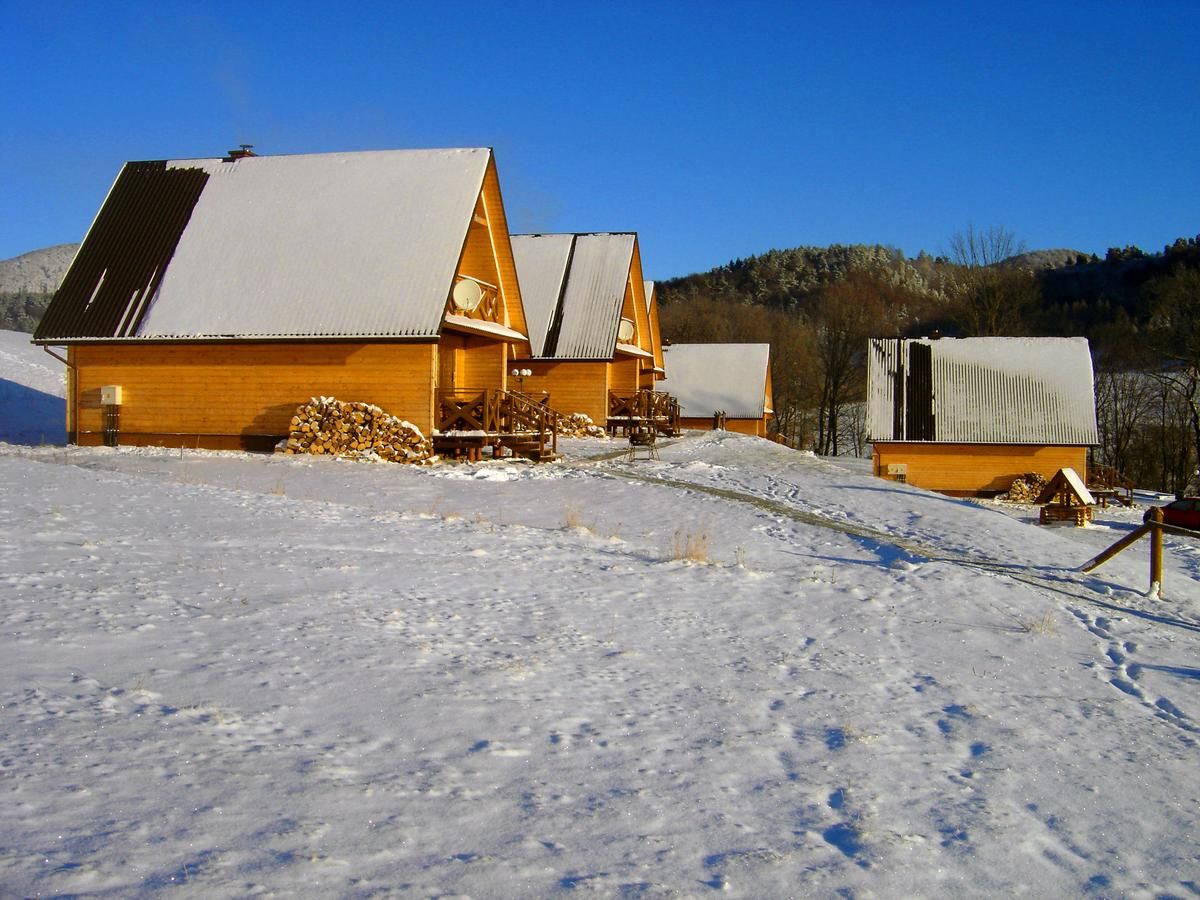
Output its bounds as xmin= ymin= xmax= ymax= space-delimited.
xmin=33 ymin=162 xmax=211 ymax=341
xmin=658 ymin=343 xmax=771 ymax=418
xmin=555 ymin=233 xmax=635 ymax=358
xmin=866 ymin=336 xmax=1099 ymax=444
xmin=510 ymin=234 xmax=573 ymax=356
xmin=511 ymin=232 xmax=636 ymax=360
xmin=37 ymin=149 xmax=493 ymax=341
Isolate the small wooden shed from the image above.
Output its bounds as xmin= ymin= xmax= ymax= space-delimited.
xmin=657 ymin=343 xmax=774 ymax=437
xmin=1036 ymin=467 xmax=1096 ymax=525
xmin=866 ymin=336 xmax=1099 ymax=496
xmin=33 ymin=148 xmax=536 ymax=451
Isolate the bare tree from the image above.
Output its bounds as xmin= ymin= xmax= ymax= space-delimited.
xmin=1148 ymin=267 xmax=1200 ymax=492
xmin=811 ymin=274 xmax=897 ymax=455
xmin=946 ymin=224 xmax=1026 ymax=268
xmin=1094 ymin=368 xmax=1154 ymax=476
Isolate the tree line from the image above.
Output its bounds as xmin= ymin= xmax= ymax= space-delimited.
xmin=657 ymin=230 xmax=1200 ymax=493
xmin=0 ymin=290 xmax=54 ymax=333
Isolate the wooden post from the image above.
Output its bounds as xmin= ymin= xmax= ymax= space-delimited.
xmin=1150 ymin=507 xmax=1164 ymax=598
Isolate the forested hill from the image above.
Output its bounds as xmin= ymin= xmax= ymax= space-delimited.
xmin=656 ymin=237 xmax=1200 ymax=366
xmin=656 ymin=235 xmax=1200 ymax=490
xmin=0 ymin=244 xmax=79 ymax=333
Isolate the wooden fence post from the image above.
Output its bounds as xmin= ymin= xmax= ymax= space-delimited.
xmin=1150 ymin=507 xmax=1163 ymax=598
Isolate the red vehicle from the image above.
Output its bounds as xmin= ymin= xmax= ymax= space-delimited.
xmin=1144 ymin=498 xmax=1200 ymax=530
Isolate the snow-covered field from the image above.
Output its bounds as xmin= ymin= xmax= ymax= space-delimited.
xmin=2 ymin=330 xmax=1198 ymax=897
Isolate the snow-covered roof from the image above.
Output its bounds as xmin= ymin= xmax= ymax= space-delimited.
xmin=36 ymin=149 xmax=500 ymax=341
xmin=659 ymin=343 xmax=771 ymax=419
xmin=511 ymin=233 xmax=636 ymax=359
xmin=866 ymin=336 xmax=1099 ymax=444
xmin=509 ymin=234 xmax=573 ymax=356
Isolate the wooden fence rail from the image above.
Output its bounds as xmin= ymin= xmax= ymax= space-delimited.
xmin=1078 ymin=507 xmax=1200 ymax=598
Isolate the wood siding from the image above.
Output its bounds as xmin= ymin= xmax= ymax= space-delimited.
xmin=71 ymin=342 xmax=437 ymax=448
xmin=518 ymin=361 xmax=609 ymax=422
xmin=457 ymin=210 xmax=502 ymax=306
xmin=872 ymin=442 xmax=1089 ymax=495
xmin=607 ymin=357 xmax=640 ymax=397
xmin=479 ymin=158 xmax=527 ymax=341
xmin=441 ymin=334 xmax=507 ymax=392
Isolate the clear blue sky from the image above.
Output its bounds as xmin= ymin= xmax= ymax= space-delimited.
xmin=3 ymin=1 xmax=1197 ymax=279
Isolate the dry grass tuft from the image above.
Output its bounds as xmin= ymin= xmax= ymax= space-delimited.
xmin=670 ymin=529 xmax=711 ymax=562
xmin=1020 ymin=613 xmax=1058 ymax=636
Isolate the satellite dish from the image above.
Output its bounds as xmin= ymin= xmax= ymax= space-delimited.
xmin=451 ymin=279 xmax=483 ymax=312
xmin=617 ymin=317 xmax=635 ymax=342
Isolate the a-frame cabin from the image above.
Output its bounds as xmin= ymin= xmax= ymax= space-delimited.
xmin=34 ymin=147 xmax=541 ymax=453
xmin=509 ymin=232 xmax=673 ymax=432
xmin=658 ymin=343 xmax=774 ymax=436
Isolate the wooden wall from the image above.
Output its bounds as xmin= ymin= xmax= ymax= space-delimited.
xmin=442 ymin=333 xmax=506 ymax=392
xmin=479 ymin=158 xmax=527 ymax=339
xmin=518 ymin=361 xmax=609 ymax=422
xmin=607 ymin=357 xmax=641 ymax=396
xmin=457 ymin=213 xmax=501 ymax=298
xmin=872 ymin=442 xmax=1089 ymax=495
xmin=70 ymin=342 xmax=437 ymax=449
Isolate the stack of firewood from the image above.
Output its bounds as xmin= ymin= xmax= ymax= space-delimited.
xmin=283 ymin=397 xmax=433 ymax=463
xmin=1006 ymin=472 xmax=1048 ymax=504
xmin=558 ymin=412 xmax=608 ymax=438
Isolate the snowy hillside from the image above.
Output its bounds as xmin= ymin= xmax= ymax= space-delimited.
xmin=1 ymin=342 xmax=1198 ymax=896
xmin=0 ymin=328 xmax=66 ymax=443
xmin=0 ymin=243 xmax=78 ymax=294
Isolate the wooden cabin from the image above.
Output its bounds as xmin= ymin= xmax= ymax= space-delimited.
xmin=509 ymin=233 xmax=673 ymax=432
xmin=866 ymin=336 xmax=1099 ymax=496
xmin=33 ymin=148 xmax=548 ymax=455
xmin=657 ymin=343 xmax=774 ymax=437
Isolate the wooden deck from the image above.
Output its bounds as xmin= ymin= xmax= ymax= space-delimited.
xmin=607 ymin=390 xmax=680 ymax=437
xmin=434 ymin=388 xmax=558 ymax=461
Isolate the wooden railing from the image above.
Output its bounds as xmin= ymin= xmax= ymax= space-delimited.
xmin=1088 ymin=464 xmax=1135 ymax=507
xmin=436 ymin=389 xmax=557 ymax=459
xmin=1080 ymin=506 xmax=1197 ymax=598
xmin=607 ymin=390 xmax=680 ymax=436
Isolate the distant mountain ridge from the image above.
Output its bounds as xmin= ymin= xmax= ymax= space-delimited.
xmin=0 ymin=244 xmax=80 ymax=333
xmin=1000 ymin=248 xmax=1092 ymax=270
xmin=0 ymin=244 xmax=79 ymax=294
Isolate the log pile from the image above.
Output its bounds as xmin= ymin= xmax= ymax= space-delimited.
xmin=283 ymin=396 xmax=433 ymax=463
xmin=1006 ymin=472 xmax=1048 ymax=504
xmin=558 ymin=412 xmax=608 ymax=439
